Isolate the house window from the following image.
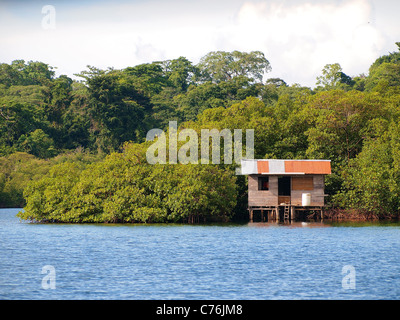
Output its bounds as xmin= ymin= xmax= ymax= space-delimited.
xmin=258 ymin=177 xmax=269 ymax=190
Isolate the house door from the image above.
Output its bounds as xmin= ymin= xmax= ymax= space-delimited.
xmin=278 ymin=176 xmax=291 ymax=205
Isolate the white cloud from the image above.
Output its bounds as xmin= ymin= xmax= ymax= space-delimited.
xmin=0 ymin=0 xmax=398 ymax=87
xmin=224 ymin=0 xmax=386 ymax=86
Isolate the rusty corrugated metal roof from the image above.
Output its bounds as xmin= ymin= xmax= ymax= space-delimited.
xmin=241 ymin=159 xmax=331 ymax=175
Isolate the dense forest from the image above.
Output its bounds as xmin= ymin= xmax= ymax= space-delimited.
xmin=1 ymin=45 xmax=400 ymax=222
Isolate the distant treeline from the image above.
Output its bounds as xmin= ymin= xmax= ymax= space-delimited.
xmin=1 ymin=45 xmax=400 ymax=222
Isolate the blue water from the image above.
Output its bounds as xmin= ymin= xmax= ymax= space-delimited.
xmin=0 ymin=208 xmax=399 ymax=300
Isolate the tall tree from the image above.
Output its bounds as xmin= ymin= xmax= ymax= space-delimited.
xmin=77 ymin=66 xmax=152 ymax=152
xmin=304 ymin=90 xmax=387 ymax=162
xmin=316 ymin=63 xmax=354 ymax=90
xmin=197 ymin=51 xmax=271 ymax=83
xmin=156 ymin=56 xmax=198 ymax=92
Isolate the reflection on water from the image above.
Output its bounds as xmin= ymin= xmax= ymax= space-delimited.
xmin=248 ymin=221 xmax=330 ymax=228
xmin=248 ymin=220 xmax=400 ymax=228
xmin=324 ymin=220 xmax=400 ymax=227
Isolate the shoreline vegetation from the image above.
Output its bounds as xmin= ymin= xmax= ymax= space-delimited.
xmin=1 ymin=47 xmax=400 ymax=223
xmin=7 ymin=206 xmax=400 ymax=224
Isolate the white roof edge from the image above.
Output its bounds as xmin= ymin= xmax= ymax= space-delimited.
xmin=243 ymin=159 xmax=331 ymax=162
xmin=259 ymin=172 xmax=305 ymax=175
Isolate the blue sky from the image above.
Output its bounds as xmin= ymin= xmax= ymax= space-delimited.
xmin=0 ymin=0 xmax=399 ymax=87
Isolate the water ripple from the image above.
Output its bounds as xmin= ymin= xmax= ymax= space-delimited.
xmin=1 ymin=209 xmax=399 ymax=300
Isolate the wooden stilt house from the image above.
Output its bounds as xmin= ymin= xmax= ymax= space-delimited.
xmin=241 ymin=159 xmax=331 ymax=222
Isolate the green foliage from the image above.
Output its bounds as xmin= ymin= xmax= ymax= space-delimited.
xmin=18 ymin=143 xmax=237 ymax=223
xmin=17 ymin=129 xmax=56 ymax=158
xmin=197 ymin=51 xmax=271 ymax=83
xmin=304 ymin=90 xmax=387 ymax=162
xmin=1 ymin=46 xmax=400 ymax=220
xmin=316 ymin=63 xmax=354 ymax=91
xmin=365 ymin=63 xmax=400 ymax=94
xmin=333 ymin=122 xmax=400 ymax=217
xmin=176 ymin=77 xmax=263 ymax=122
xmin=0 ymin=149 xmax=102 ymax=208
xmin=0 ymin=60 xmax=55 ymax=87
xmin=157 ymin=56 xmax=199 ymax=92
xmin=76 ymin=66 xmax=152 ymax=152
xmin=0 ymin=152 xmax=49 ymax=207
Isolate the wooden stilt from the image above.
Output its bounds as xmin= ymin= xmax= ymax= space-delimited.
xmin=247 ymin=205 xmax=326 ymax=223
xmin=290 ymin=206 xmax=295 ymax=221
xmin=267 ymin=210 xmax=272 ymax=222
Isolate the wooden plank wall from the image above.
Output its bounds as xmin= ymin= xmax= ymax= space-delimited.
xmin=292 ymin=176 xmax=313 ymax=190
xmin=248 ymin=175 xmax=325 ymax=207
xmin=290 ymin=175 xmax=325 ymax=206
xmin=248 ymin=175 xmax=278 ymax=207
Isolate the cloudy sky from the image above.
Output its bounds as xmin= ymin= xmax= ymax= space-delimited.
xmin=0 ymin=0 xmax=399 ymax=87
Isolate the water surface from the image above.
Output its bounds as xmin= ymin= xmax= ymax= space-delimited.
xmin=1 ymin=208 xmax=399 ymax=300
